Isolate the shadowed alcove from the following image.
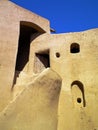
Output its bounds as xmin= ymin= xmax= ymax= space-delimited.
xmin=70 ymin=43 xmax=80 ymax=53
xmin=13 ymin=21 xmax=45 ymax=86
xmin=71 ymin=80 xmax=86 ymax=107
xmin=34 ymin=50 xmax=50 ymax=74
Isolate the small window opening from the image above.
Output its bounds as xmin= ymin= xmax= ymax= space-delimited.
xmin=77 ymin=97 xmax=82 ymax=103
xmin=70 ymin=43 xmax=80 ymax=53
xmin=56 ymin=52 xmax=60 ymax=58
xmin=34 ymin=50 xmax=50 ymax=74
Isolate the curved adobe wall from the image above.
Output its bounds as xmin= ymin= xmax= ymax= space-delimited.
xmin=0 ymin=1 xmax=98 ymax=130
xmin=30 ymin=29 xmax=98 ymax=130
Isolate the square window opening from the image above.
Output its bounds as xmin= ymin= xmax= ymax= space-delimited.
xmin=34 ymin=50 xmax=50 ymax=74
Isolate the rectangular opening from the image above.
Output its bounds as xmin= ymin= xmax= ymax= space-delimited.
xmin=34 ymin=50 xmax=50 ymax=74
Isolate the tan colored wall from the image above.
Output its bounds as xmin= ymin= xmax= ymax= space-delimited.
xmin=0 ymin=69 xmax=62 ymax=130
xmin=0 ymin=0 xmax=50 ymax=112
xmin=0 ymin=1 xmax=98 ymax=130
xmin=29 ymin=29 xmax=98 ymax=130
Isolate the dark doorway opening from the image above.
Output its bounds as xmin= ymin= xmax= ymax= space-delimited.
xmin=13 ymin=23 xmax=38 ymax=85
xmin=16 ymin=24 xmax=38 ymax=71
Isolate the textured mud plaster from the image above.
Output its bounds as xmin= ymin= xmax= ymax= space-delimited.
xmin=0 ymin=1 xmax=98 ymax=130
xmin=0 ymin=69 xmax=62 ymax=130
xmin=0 ymin=0 xmax=49 ymax=112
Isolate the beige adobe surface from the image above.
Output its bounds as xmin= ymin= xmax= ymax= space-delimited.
xmin=0 ymin=1 xmax=98 ymax=130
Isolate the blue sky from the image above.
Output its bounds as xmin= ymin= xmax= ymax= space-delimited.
xmin=10 ymin=0 xmax=98 ymax=33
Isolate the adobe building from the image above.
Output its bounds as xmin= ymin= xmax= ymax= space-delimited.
xmin=0 ymin=1 xmax=98 ymax=130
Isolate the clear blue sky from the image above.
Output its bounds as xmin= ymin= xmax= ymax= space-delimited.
xmin=11 ymin=0 xmax=98 ymax=33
